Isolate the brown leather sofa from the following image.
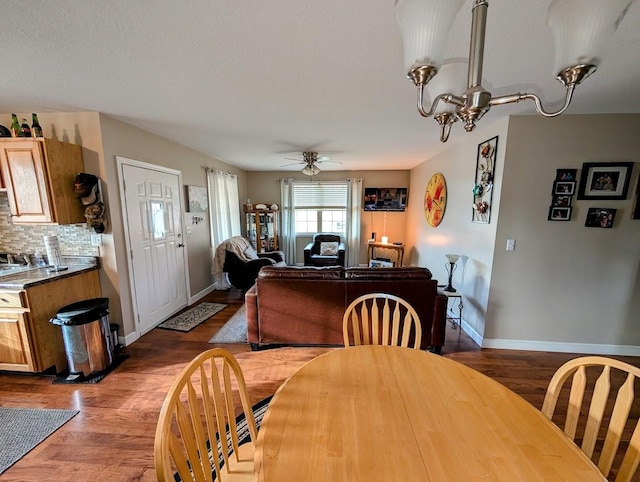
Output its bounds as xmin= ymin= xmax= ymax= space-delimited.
xmin=245 ymin=265 xmax=447 ymax=352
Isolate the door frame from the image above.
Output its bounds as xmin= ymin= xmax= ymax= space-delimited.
xmin=116 ymin=156 xmax=191 ymax=339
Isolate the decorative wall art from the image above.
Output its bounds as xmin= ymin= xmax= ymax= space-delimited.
xmin=472 ymin=136 xmax=498 ymax=223
xmin=577 ymin=162 xmax=633 ymax=200
xmin=634 ymin=173 xmax=640 ymax=220
xmin=585 ymin=207 xmax=617 ymax=228
xmin=186 ymin=185 xmax=208 ymax=212
xmin=424 ymin=173 xmax=447 ymax=227
xmin=548 ymin=169 xmax=577 ymax=222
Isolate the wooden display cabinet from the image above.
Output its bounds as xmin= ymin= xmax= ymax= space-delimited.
xmin=0 ymin=137 xmax=85 ymax=224
xmin=245 ymin=207 xmax=279 ymax=253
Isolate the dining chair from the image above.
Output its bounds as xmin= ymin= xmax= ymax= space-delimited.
xmin=154 ymin=348 xmax=257 ymax=482
xmin=343 ymin=293 xmax=422 ymax=349
xmin=542 ymin=356 xmax=640 ymax=482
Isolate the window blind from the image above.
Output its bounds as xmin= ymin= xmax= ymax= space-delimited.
xmin=293 ymin=182 xmax=348 ymax=208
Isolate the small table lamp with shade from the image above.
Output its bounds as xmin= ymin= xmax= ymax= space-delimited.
xmin=444 ymin=254 xmax=460 ymax=292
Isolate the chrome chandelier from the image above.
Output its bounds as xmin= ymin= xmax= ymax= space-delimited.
xmin=395 ymin=0 xmax=634 ymax=142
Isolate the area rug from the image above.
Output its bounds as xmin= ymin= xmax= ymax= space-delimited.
xmin=0 ymin=407 xmax=79 ymax=474
xmin=208 ymin=304 xmax=247 ymax=344
xmin=159 ymin=302 xmax=227 ymax=332
xmin=52 ymin=354 xmax=129 ymax=384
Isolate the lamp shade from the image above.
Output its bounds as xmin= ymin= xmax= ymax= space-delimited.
xmin=301 ymin=164 xmax=321 ymax=176
xmin=395 ymin=0 xmax=465 ymax=73
xmin=426 ymin=59 xmax=468 ymax=114
xmin=445 ymin=253 xmax=460 ymax=264
xmin=547 ymin=0 xmax=634 ymax=75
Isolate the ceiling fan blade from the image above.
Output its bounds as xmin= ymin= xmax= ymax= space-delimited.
xmin=317 ymin=160 xmax=342 ymax=165
xmin=280 ymin=161 xmax=304 ymax=167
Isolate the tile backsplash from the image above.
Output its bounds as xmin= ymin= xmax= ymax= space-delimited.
xmin=0 ymin=192 xmax=99 ymax=256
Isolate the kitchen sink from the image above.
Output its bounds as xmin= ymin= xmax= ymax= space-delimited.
xmin=0 ymin=264 xmax=37 ymax=276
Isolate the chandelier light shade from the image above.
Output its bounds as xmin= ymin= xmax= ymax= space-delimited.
xmin=425 ymin=59 xmax=468 ymax=141
xmin=395 ymin=0 xmax=635 ymax=143
xmin=301 ymin=163 xmax=321 ymax=176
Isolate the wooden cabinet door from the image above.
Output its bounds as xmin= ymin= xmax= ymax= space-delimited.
xmin=0 ymin=139 xmax=54 ymax=223
xmin=0 ymin=311 xmax=36 ymax=372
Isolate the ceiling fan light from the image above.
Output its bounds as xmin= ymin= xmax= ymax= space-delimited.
xmin=547 ymin=0 xmax=634 ymax=76
xmin=301 ymin=164 xmax=321 ymax=176
xmin=395 ymin=0 xmax=465 ymax=75
xmin=426 ymin=59 xmax=468 ymax=114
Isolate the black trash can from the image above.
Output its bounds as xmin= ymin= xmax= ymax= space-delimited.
xmin=50 ymin=298 xmax=113 ymax=377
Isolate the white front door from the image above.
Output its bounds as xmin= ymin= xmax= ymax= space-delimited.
xmin=119 ymin=160 xmax=187 ymax=335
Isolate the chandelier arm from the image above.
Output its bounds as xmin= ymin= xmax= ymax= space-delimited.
xmin=417 ymin=85 xmax=465 ymax=118
xmin=489 ymin=84 xmax=577 ymax=118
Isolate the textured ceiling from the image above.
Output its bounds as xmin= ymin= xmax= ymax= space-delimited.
xmin=1 ymin=0 xmax=639 ymax=172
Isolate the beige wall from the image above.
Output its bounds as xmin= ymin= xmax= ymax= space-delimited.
xmin=246 ymin=170 xmax=410 ymax=265
xmin=408 ymin=114 xmax=640 ymax=355
xmin=487 ymin=114 xmax=640 ymax=351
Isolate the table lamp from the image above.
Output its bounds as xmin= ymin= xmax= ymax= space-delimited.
xmin=444 ymin=254 xmax=460 ymax=292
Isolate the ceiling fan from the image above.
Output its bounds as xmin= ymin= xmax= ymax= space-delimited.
xmin=281 ymin=151 xmax=341 ymax=176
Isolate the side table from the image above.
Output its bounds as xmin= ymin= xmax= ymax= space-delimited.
xmin=367 ymin=242 xmax=404 ymax=267
xmin=437 ymin=286 xmax=463 ymax=330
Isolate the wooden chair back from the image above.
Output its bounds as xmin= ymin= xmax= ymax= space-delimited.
xmin=342 ymin=293 xmax=422 ymax=349
xmin=542 ymin=356 xmax=640 ymax=482
xmin=154 ymin=348 xmax=257 ymax=482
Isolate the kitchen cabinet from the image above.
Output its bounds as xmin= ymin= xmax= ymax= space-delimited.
xmin=0 ymin=269 xmax=101 ymax=373
xmin=245 ymin=207 xmax=279 ymax=253
xmin=0 ymin=137 xmax=85 ymax=224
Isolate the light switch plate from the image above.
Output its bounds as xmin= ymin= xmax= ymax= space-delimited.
xmin=506 ymin=239 xmax=516 ymax=251
xmin=90 ymin=234 xmax=103 ymax=246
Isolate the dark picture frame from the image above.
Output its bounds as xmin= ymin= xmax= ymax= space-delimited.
xmin=633 ymin=173 xmax=640 ymax=220
xmin=553 ymin=181 xmax=575 ymax=196
xmin=552 ymin=195 xmax=572 ymax=207
xmin=585 ymin=207 xmax=617 ymax=228
xmin=548 ymin=206 xmax=572 ymax=221
xmin=555 ymin=168 xmax=577 ymax=182
xmin=577 ymin=162 xmax=633 ymax=200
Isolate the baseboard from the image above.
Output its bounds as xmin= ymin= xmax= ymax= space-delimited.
xmin=121 ymin=331 xmax=139 ymax=347
xmin=482 ymin=338 xmax=640 ymax=356
xmin=460 ymin=320 xmax=483 ymax=347
xmin=189 ymin=284 xmax=215 ymax=305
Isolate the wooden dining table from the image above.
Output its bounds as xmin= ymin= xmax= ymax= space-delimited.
xmin=254 ymin=345 xmax=604 ymax=481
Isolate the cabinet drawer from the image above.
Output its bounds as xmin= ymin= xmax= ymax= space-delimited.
xmin=0 ymin=291 xmax=26 ymax=308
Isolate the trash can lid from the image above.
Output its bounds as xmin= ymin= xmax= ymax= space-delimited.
xmin=50 ymin=297 xmax=110 ymax=326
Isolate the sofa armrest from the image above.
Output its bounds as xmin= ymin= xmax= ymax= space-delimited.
xmin=431 ymin=292 xmax=448 ymax=353
xmin=303 ymin=242 xmax=315 ymax=265
xmin=245 ymin=284 xmax=259 ymax=346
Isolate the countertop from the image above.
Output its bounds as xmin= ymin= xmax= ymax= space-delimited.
xmin=0 ymin=257 xmax=99 ymax=290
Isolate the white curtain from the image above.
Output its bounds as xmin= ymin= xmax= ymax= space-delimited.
xmin=207 ymin=169 xmax=241 ymax=289
xmin=280 ymin=178 xmax=295 ymax=264
xmin=345 ymin=178 xmax=363 ymax=267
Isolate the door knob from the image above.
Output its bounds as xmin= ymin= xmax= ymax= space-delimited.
xmin=178 ymin=243 xmax=184 ymax=248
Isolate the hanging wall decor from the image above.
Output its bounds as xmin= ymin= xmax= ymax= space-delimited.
xmin=424 ymin=172 xmax=447 ymax=227
xmin=472 ymin=136 xmax=498 ymax=223
xmin=577 ymin=162 xmax=633 ymax=200
xmin=547 ymin=168 xmax=576 ymax=222
xmin=633 ymin=173 xmax=640 ymax=220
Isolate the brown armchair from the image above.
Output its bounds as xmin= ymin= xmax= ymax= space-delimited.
xmin=304 ymin=233 xmax=346 ymax=267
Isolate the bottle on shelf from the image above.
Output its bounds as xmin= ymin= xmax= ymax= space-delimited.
xmin=21 ymin=118 xmax=31 ymax=137
xmin=31 ymin=113 xmax=43 ymax=137
xmin=10 ymin=114 xmax=23 ymax=137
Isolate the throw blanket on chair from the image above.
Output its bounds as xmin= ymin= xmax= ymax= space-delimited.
xmin=212 ymin=236 xmax=259 ymax=290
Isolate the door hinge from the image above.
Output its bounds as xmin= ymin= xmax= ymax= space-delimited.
xmin=130 ymin=249 xmax=133 ymax=260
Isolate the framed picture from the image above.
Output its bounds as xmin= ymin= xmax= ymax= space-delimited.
xmin=577 ymin=162 xmax=633 ymax=200
xmin=369 ymin=259 xmax=394 ymax=268
xmin=552 ymin=195 xmax=572 ymax=207
xmin=633 ymin=173 xmax=640 ymax=220
xmin=186 ymin=185 xmax=208 ymax=212
xmin=555 ymin=168 xmax=577 ymax=182
xmin=472 ymin=136 xmax=498 ymax=223
xmin=584 ymin=207 xmax=617 ymax=228
xmin=548 ymin=206 xmax=572 ymax=221
xmin=552 ymin=181 xmax=575 ymax=196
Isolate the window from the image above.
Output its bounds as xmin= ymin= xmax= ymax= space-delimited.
xmin=293 ymin=182 xmax=348 ymax=235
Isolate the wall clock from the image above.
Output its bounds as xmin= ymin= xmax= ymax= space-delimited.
xmin=424 ymin=172 xmax=447 ymax=227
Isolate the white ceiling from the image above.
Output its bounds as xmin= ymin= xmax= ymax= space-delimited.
xmin=1 ymin=1 xmax=639 ymax=172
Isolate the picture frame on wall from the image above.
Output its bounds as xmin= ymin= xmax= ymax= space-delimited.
xmin=577 ymin=162 xmax=633 ymax=200
xmin=186 ymin=185 xmax=208 ymax=212
xmin=584 ymin=207 xmax=617 ymax=228
xmin=555 ymin=168 xmax=577 ymax=182
xmin=551 ymin=195 xmax=572 ymax=207
xmin=548 ymin=206 xmax=572 ymax=221
xmin=633 ymin=173 xmax=640 ymax=220
xmin=552 ymin=181 xmax=575 ymax=196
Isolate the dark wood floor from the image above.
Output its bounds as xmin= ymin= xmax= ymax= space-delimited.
xmin=1 ymin=288 xmax=639 ymax=481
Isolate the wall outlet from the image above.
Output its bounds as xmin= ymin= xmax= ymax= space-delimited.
xmin=90 ymin=234 xmax=103 ymax=246
xmin=186 ymin=226 xmax=193 ymax=234
xmin=506 ymin=239 xmax=516 ymax=251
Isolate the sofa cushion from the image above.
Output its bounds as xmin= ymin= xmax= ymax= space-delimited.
xmin=345 ymin=267 xmax=432 ymax=280
xmin=320 ymin=241 xmax=339 ymax=256
xmin=259 ymin=266 xmax=345 ymax=279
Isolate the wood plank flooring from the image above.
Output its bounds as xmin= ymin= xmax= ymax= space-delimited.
xmin=1 ymin=288 xmax=639 ymax=481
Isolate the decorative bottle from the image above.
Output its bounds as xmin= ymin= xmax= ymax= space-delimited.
xmin=31 ymin=113 xmax=43 ymax=137
xmin=10 ymin=114 xmax=23 ymax=137
xmin=21 ymin=118 xmax=31 ymax=137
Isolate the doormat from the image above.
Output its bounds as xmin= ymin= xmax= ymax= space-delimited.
xmin=158 ymin=302 xmax=227 ymax=332
xmin=52 ymin=354 xmax=129 ymax=385
xmin=209 ymin=304 xmax=248 ymax=344
xmin=0 ymin=407 xmax=79 ymax=474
